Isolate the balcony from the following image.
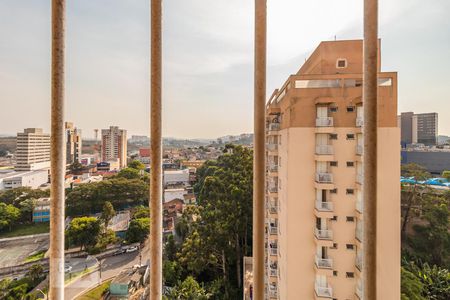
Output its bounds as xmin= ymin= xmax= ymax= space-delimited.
xmin=268 ymin=123 xmax=280 ymax=132
xmin=356 ymin=222 xmax=363 ymax=242
xmin=315 ymin=201 xmax=333 ymax=212
xmin=356 ymin=145 xmax=363 ymax=155
xmin=269 ymin=263 xmax=278 ymax=277
xmin=315 ymin=256 xmax=333 ymax=269
xmin=267 ymin=143 xmax=278 ymax=152
xmin=356 ymin=117 xmax=364 ymax=127
xmin=315 ymin=283 xmax=333 ymax=298
xmin=356 ymin=173 xmax=363 ymax=185
xmin=268 ymin=184 xmax=278 ymax=193
xmin=269 ymin=225 xmax=278 ymax=235
xmin=315 ymin=145 xmax=334 ymax=155
xmin=267 ymin=164 xmax=278 ymax=173
xmin=314 ymin=228 xmax=333 ymax=240
xmin=315 ymin=173 xmax=333 ymax=183
xmin=316 ymin=117 xmax=333 ymax=127
xmin=269 ymin=244 xmax=278 ymax=256
xmin=269 ymin=202 xmax=278 ymax=214
xmin=356 ymin=252 xmax=363 ymax=271
xmin=269 ymin=284 xmax=278 ymax=298
xmin=356 ymin=280 xmax=363 ymax=299
xmin=356 ymin=198 xmax=363 ymax=214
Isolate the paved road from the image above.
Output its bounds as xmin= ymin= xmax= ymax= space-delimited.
xmin=65 ymin=244 xmax=149 ymax=300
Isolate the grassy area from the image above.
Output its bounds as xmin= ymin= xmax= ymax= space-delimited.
xmin=0 ymin=222 xmax=49 ymax=239
xmin=24 ymin=250 xmax=46 ymax=263
xmin=76 ymin=279 xmax=111 ymax=300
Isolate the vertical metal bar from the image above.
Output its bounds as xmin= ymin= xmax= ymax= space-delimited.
xmin=254 ymin=0 xmax=267 ymax=299
xmin=49 ymin=0 xmax=66 ymax=299
xmin=363 ymin=0 xmax=378 ymax=299
xmin=150 ymin=0 xmax=162 ymax=299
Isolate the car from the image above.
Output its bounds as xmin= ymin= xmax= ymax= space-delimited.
xmin=64 ymin=264 xmax=72 ymax=273
xmin=125 ymin=246 xmax=139 ymax=253
xmin=113 ymin=248 xmax=126 ymax=256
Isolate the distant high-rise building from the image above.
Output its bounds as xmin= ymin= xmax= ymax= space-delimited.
xmin=264 ymin=40 xmax=400 ymax=300
xmin=15 ymin=128 xmax=51 ymax=171
xmin=398 ymin=112 xmax=438 ymax=146
xmin=65 ymin=122 xmax=82 ymax=165
xmin=101 ymin=126 xmax=127 ymax=168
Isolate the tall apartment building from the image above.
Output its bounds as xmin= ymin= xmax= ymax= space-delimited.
xmin=15 ymin=128 xmax=51 ymax=171
xmin=65 ymin=122 xmax=82 ymax=165
xmin=398 ymin=112 xmax=438 ymax=146
xmin=264 ymin=40 xmax=400 ymax=300
xmin=101 ymin=126 xmax=127 ymax=168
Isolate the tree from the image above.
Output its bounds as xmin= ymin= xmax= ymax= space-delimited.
xmin=27 ymin=264 xmax=44 ymax=283
xmin=66 ymin=217 xmax=101 ymax=251
xmin=132 ymin=206 xmax=150 ymax=219
xmin=0 ymin=203 xmax=21 ymax=231
xmin=69 ymin=161 xmax=84 ymax=173
xmin=19 ymin=198 xmax=36 ymax=222
xmin=169 ymin=276 xmax=209 ymax=300
xmin=126 ymin=218 xmax=150 ymax=243
xmin=117 ymin=167 xmax=140 ymax=179
xmin=401 ymin=267 xmax=426 ymax=300
xmin=404 ymin=262 xmax=450 ymax=300
xmin=129 ymin=160 xmax=145 ymax=170
xmin=401 ymin=163 xmax=430 ymax=240
xmin=101 ymin=201 xmax=116 ymax=231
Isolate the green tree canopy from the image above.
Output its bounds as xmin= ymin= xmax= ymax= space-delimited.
xmin=128 ymin=160 xmax=145 ymax=170
xmin=100 ymin=201 xmax=116 ymax=230
xmin=169 ymin=276 xmax=209 ymax=300
xmin=126 ymin=217 xmax=150 ymax=243
xmin=0 ymin=203 xmax=21 ymax=231
xmin=66 ymin=217 xmax=101 ymax=250
xmin=117 ymin=167 xmax=140 ymax=180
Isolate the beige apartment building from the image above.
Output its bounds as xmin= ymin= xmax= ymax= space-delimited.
xmin=65 ymin=122 xmax=82 ymax=165
xmin=264 ymin=40 xmax=400 ymax=300
xmin=15 ymin=128 xmax=51 ymax=171
xmin=101 ymin=126 xmax=127 ymax=168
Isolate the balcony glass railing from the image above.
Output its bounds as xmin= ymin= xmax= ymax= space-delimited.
xmin=268 ymin=184 xmax=278 ymax=193
xmin=268 ymin=164 xmax=278 ymax=172
xmin=316 ymin=172 xmax=333 ymax=183
xmin=315 ymin=283 xmax=333 ymax=298
xmin=315 ymin=144 xmax=334 ymax=155
xmin=267 ymin=143 xmax=278 ymax=151
xmin=357 ymin=173 xmax=363 ymax=184
xmin=356 ymin=198 xmax=363 ymax=213
xmin=315 ymin=201 xmax=333 ymax=212
xmin=268 ymin=123 xmax=280 ymax=131
xmin=314 ymin=228 xmax=333 ymax=240
xmin=315 ymin=256 xmax=333 ymax=269
xmin=270 ymin=246 xmax=278 ymax=256
xmin=356 ymin=252 xmax=363 ymax=271
xmin=356 ymin=222 xmax=363 ymax=242
xmin=356 ymin=117 xmax=364 ymax=127
xmin=316 ymin=117 xmax=334 ymax=127
xmin=269 ymin=203 xmax=278 ymax=213
xmin=356 ymin=145 xmax=363 ymax=155
xmin=356 ymin=280 xmax=363 ymax=299
xmin=269 ymin=226 xmax=278 ymax=235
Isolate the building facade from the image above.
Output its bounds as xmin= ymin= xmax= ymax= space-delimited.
xmin=398 ymin=112 xmax=438 ymax=146
xmin=15 ymin=128 xmax=51 ymax=171
xmin=65 ymin=122 xmax=82 ymax=165
xmin=264 ymin=40 xmax=400 ymax=300
xmin=101 ymin=126 xmax=127 ymax=168
xmin=33 ymin=197 xmax=51 ymax=222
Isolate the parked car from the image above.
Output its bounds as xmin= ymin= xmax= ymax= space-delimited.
xmin=113 ymin=248 xmax=126 ymax=256
xmin=64 ymin=264 xmax=72 ymax=273
xmin=126 ymin=246 xmax=139 ymax=253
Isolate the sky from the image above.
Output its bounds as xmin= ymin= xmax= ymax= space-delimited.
xmin=0 ymin=0 xmax=449 ymax=139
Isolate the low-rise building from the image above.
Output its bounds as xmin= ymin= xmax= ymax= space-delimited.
xmin=163 ymin=169 xmax=190 ymax=187
xmin=33 ymin=197 xmax=50 ymax=222
xmin=0 ymin=170 xmax=48 ymax=190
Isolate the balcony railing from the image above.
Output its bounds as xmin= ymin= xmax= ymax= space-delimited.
xmin=356 ymin=252 xmax=363 ymax=271
xmin=269 ymin=226 xmax=278 ymax=235
xmin=268 ymin=184 xmax=278 ymax=193
xmin=269 ymin=203 xmax=278 ymax=213
xmin=269 ymin=287 xmax=278 ymax=298
xmin=356 ymin=222 xmax=363 ymax=242
xmin=269 ymin=266 xmax=278 ymax=277
xmin=316 ymin=172 xmax=333 ymax=183
xmin=269 ymin=246 xmax=278 ymax=256
xmin=268 ymin=164 xmax=278 ymax=172
xmin=316 ymin=117 xmax=334 ymax=127
xmin=315 ymin=256 xmax=333 ymax=269
xmin=315 ymin=201 xmax=333 ymax=212
xmin=315 ymin=145 xmax=334 ymax=155
xmin=356 ymin=145 xmax=363 ymax=155
xmin=356 ymin=198 xmax=363 ymax=213
xmin=356 ymin=280 xmax=363 ymax=299
xmin=315 ymin=228 xmax=333 ymax=240
xmin=315 ymin=283 xmax=333 ymax=298
xmin=267 ymin=143 xmax=278 ymax=151
xmin=357 ymin=173 xmax=363 ymax=184
xmin=356 ymin=117 xmax=364 ymax=127
xmin=268 ymin=123 xmax=280 ymax=131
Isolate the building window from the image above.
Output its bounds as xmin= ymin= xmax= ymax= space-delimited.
xmin=346 ymin=244 xmax=354 ymax=250
xmin=330 ymin=106 xmax=338 ymax=113
xmin=330 ymin=161 xmax=338 ymax=167
xmin=329 ymin=133 xmax=338 ymax=140
xmin=346 ymin=272 xmax=355 ymax=278
xmin=347 ymin=106 xmax=355 ymax=112
xmin=330 ymin=188 xmax=338 ymax=194
xmin=346 ymin=216 xmax=355 ymax=222
xmin=331 ymin=216 xmax=338 ymax=221
xmin=336 ymin=58 xmax=347 ymax=68
xmin=346 ymin=133 xmax=355 ymax=140
xmin=347 ymin=161 xmax=354 ymax=167
xmin=333 ymin=271 xmax=338 ymax=276
xmin=346 ymin=189 xmax=354 ymax=195
xmin=331 ymin=243 xmax=338 ymax=249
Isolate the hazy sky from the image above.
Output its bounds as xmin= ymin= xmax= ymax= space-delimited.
xmin=0 ymin=0 xmax=449 ymax=139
